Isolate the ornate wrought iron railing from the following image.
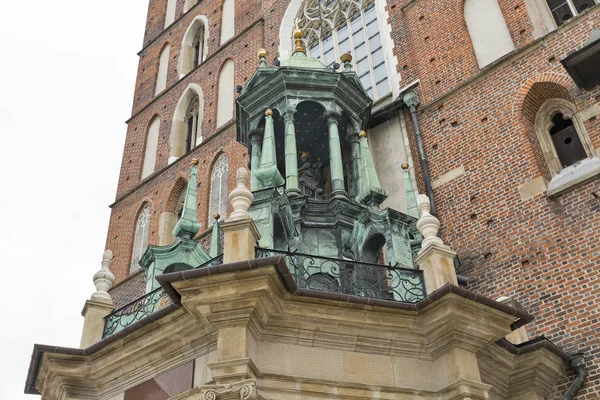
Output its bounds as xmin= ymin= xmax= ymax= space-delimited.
xmin=102 ymin=254 xmax=224 ymax=338
xmin=255 ymin=248 xmax=426 ymax=303
xmin=103 ymin=287 xmax=172 ymax=338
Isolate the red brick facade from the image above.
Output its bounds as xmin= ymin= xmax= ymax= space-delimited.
xmin=106 ymin=0 xmax=600 ymax=397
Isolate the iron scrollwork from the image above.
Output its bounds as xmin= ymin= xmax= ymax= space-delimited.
xmin=103 ymin=254 xmax=224 ymax=339
xmin=103 ymin=288 xmax=172 ymax=338
xmin=256 ymin=248 xmax=425 ymax=303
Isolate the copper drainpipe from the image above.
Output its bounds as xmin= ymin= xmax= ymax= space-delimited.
xmin=402 ymin=90 xmax=436 ymax=215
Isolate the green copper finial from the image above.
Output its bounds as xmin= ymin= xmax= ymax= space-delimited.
xmin=402 ymin=163 xmax=419 ymax=219
xmin=254 ymin=109 xmax=285 ymax=188
xmin=173 ymin=160 xmax=202 ymax=240
xmin=209 ymin=214 xmax=221 ymax=257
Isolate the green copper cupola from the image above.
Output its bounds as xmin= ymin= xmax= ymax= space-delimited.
xmin=235 ymin=28 xmax=420 ymax=268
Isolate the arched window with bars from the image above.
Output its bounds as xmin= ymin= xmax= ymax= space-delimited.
xmin=297 ymin=0 xmax=390 ymax=99
xmin=209 ymin=154 xmax=229 ymax=225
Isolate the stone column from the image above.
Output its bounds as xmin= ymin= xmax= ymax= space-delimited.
xmin=284 ymin=109 xmax=300 ymax=195
xmin=348 ymin=131 xmax=362 ymax=200
xmin=248 ymin=129 xmax=262 ymax=192
xmin=80 ymin=250 xmax=115 ymax=348
xmin=415 ymin=195 xmax=458 ymax=294
xmin=221 ymin=168 xmax=261 ymax=264
xmin=326 ymin=112 xmax=347 ymax=198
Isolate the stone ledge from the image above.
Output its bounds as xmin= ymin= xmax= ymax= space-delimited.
xmin=547 ymin=157 xmax=600 ymax=198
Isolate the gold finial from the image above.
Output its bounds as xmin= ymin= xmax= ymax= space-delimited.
xmin=213 ymin=213 xmax=221 ymax=220
xmin=191 ymin=159 xmax=199 ymax=166
xmin=359 ymin=130 xmax=367 ymax=138
xmin=265 ymin=109 xmax=273 ymax=116
xmin=401 ymin=163 xmax=409 ymax=170
xmin=341 ymin=53 xmax=352 ymax=63
xmin=257 ymin=48 xmax=268 ymax=59
xmin=293 ymin=18 xmax=305 ymax=54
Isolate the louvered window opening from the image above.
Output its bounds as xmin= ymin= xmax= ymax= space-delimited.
xmin=546 ymin=0 xmax=598 ymax=26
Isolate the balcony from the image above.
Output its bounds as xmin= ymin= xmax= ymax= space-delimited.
xmin=102 ymin=250 xmax=425 ymax=338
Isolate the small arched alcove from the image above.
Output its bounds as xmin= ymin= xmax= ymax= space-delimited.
xmin=362 ymin=233 xmax=386 ymax=265
xmin=164 ymin=262 xmax=193 ymax=275
xmin=273 ymin=214 xmax=287 ymax=251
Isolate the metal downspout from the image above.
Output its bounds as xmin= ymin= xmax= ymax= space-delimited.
xmin=402 ymin=91 xmax=436 ymax=215
xmin=562 ymin=354 xmax=587 ymax=400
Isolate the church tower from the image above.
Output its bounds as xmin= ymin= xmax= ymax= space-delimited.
xmin=25 ymin=0 xmax=600 ymax=399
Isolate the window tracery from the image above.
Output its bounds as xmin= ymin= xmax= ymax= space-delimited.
xmin=131 ymin=203 xmax=151 ymax=273
xmin=185 ymin=95 xmax=201 ymax=152
xmin=209 ymin=154 xmax=228 ymax=225
xmin=296 ymin=0 xmax=390 ymax=99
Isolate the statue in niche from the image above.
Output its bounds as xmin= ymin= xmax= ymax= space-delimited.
xmin=298 ymin=151 xmax=324 ymax=199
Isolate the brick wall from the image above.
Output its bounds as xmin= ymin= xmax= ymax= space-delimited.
xmin=388 ymin=1 xmax=600 ymax=397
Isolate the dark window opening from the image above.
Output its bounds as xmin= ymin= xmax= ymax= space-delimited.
xmin=186 ymin=117 xmax=194 ymax=152
xmin=550 ymin=113 xmax=587 ymax=168
xmin=547 ymin=0 xmax=598 ymax=26
xmin=193 ymin=28 xmax=204 ymax=69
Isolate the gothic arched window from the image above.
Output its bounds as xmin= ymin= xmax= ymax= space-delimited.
xmin=170 ymin=84 xmax=204 ymax=162
xmin=209 ymin=154 xmax=228 ymax=225
xmin=179 ymin=17 xmax=209 ymax=76
xmin=131 ymin=203 xmax=151 ymax=272
xmin=297 ymin=0 xmax=390 ymax=99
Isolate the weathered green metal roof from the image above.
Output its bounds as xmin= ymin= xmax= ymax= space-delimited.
xmin=280 ymin=51 xmax=329 ymax=71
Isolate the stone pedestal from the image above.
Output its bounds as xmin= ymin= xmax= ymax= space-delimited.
xmin=80 ymin=299 xmax=114 ymax=348
xmin=416 ymin=244 xmax=458 ymax=294
xmin=221 ymin=217 xmax=261 ymax=264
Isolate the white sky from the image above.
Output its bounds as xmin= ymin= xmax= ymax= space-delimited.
xmin=0 ymin=1 xmax=147 ymax=398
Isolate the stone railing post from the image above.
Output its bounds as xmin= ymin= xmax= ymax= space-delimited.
xmin=221 ymin=168 xmax=261 ymax=264
xmin=80 ymin=250 xmax=115 ymax=348
xmin=415 ymin=195 xmax=458 ymax=294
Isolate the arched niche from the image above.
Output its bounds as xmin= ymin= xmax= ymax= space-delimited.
xmin=220 ymin=0 xmax=235 ymax=44
xmin=155 ymin=44 xmax=171 ymax=95
xmin=142 ymin=116 xmax=161 ymax=180
xmin=216 ymin=60 xmax=234 ymax=127
xmin=464 ymin=0 xmax=515 ymax=68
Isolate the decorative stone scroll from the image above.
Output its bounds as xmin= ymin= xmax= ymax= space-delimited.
xmin=197 ymin=379 xmax=257 ymax=400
